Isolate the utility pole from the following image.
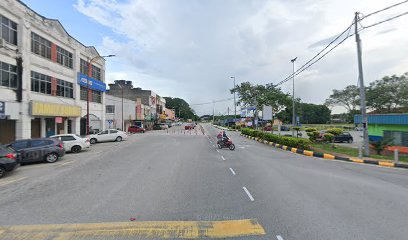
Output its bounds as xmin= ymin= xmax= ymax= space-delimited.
xmin=354 ymin=12 xmax=369 ymax=156
xmin=212 ymin=100 xmax=215 ymax=123
xmin=121 ymin=85 xmax=124 ymax=131
xmin=231 ymin=77 xmax=237 ymax=121
xmin=291 ymin=57 xmax=297 ymax=137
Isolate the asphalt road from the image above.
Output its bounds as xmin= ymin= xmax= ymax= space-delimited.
xmin=0 ymin=124 xmax=407 ymax=239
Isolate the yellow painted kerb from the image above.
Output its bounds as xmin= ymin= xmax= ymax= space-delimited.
xmin=323 ymin=153 xmax=335 ymax=159
xmin=303 ymin=150 xmax=314 ymax=156
xmin=350 ymin=158 xmax=364 ymax=163
xmin=0 ymin=219 xmax=266 ymax=239
xmin=291 ymin=148 xmax=297 ymax=153
xmin=379 ymin=161 xmax=395 ymax=167
xmin=282 ymin=146 xmax=287 ymax=150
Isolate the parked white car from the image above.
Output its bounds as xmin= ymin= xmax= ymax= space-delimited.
xmin=88 ymin=129 xmax=128 ymax=144
xmin=50 ymin=134 xmax=90 ymax=153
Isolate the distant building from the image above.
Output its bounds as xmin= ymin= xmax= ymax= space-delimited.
xmin=0 ymin=0 xmax=106 ymax=143
xmin=354 ymin=114 xmax=408 ymax=153
xmin=107 ymin=80 xmax=166 ymax=129
xmin=105 ymin=95 xmax=136 ymax=131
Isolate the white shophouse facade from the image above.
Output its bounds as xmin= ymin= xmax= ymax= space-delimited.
xmin=0 ymin=0 xmax=107 ymax=144
xmin=105 ymin=94 xmax=136 ymax=131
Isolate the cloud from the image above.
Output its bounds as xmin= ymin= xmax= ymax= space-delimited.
xmin=75 ymin=0 xmax=408 ymax=115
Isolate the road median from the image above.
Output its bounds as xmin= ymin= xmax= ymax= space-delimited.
xmin=240 ymin=133 xmax=408 ymax=170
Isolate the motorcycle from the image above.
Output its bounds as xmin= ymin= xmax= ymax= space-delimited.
xmin=217 ymin=137 xmax=235 ymax=150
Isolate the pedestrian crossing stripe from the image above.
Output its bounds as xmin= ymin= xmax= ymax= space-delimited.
xmin=0 ymin=219 xmax=266 ymax=239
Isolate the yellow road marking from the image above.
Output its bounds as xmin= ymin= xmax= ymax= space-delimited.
xmin=0 ymin=219 xmax=265 ymax=239
xmin=379 ymin=161 xmax=394 ymax=167
xmin=0 ymin=177 xmax=27 ymax=187
xmin=303 ymin=150 xmax=314 ymax=156
xmin=350 ymin=158 xmax=364 ymax=163
xmin=323 ymin=154 xmax=335 ymax=159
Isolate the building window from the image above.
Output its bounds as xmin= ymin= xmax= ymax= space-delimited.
xmin=31 ymin=32 xmax=51 ymax=59
xmin=57 ymin=79 xmax=73 ymax=98
xmin=80 ymin=59 xmax=88 ymax=75
xmin=0 ymin=61 xmax=17 ymax=89
xmin=92 ymin=90 xmax=102 ymax=103
xmin=384 ymin=130 xmax=408 ymax=147
xmin=106 ymin=105 xmax=115 ymax=114
xmin=80 ymin=86 xmax=88 ymax=101
xmin=80 ymin=86 xmax=102 ymax=103
xmin=31 ymin=71 xmax=51 ymax=95
xmin=1 ymin=16 xmax=17 ymax=45
xmin=92 ymin=65 xmax=101 ymax=81
xmin=57 ymin=46 xmax=73 ymax=68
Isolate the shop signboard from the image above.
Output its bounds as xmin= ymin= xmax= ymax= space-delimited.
xmin=77 ymin=73 xmax=107 ymax=92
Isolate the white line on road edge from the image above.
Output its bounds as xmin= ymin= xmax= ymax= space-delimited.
xmin=276 ymin=235 xmax=284 ymax=240
xmin=221 ymin=156 xmax=226 ymax=161
xmin=60 ymin=161 xmax=74 ymax=166
xmin=229 ymin=168 xmax=236 ymax=175
xmin=242 ymin=186 xmax=254 ymax=201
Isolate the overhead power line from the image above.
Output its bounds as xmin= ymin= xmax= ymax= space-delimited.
xmin=361 ymin=11 xmax=408 ymax=29
xmin=360 ymin=0 xmax=408 ymax=20
xmin=274 ymin=20 xmax=355 ymax=87
xmin=190 ymin=97 xmax=234 ymax=106
xmin=274 ymin=1 xmax=408 ymax=87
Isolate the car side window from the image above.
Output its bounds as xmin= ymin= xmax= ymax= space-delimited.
xmin=61 ymin=136 xmax=76 ymax=141
xmin=99 ymin=130 xmax=109 ymax=135
xmin=110 ymin=130 xmax=118 ymax=134
xmin=31 ymin=140 xmax=48 ymax=147
xmin=11 ymin=141 xmax=29 ymax=150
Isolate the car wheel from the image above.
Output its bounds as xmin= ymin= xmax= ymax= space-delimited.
xmin=45 ymin=153 xmax=59 ymax=163
xmin=116 ymin=136 xmax=122 ymax=142
xmin=141 ymin=131 xmax=145 ymax=133
xmin=71 ymin=145 xmax=82 ymax=153
xmin=348 ymin=139 xmax=353 ymax=143
xmin=90 ymin=138 xmax=97 ymax=144
xmin=0 ymin=167 xmax=5 ymax=179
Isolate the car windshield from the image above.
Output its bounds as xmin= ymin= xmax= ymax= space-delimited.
xmin=1 ymin=1 xmax=408 ymax=240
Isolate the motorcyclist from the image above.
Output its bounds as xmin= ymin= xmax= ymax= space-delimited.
xmin=221 ymin=131 xmax=229 ymax=145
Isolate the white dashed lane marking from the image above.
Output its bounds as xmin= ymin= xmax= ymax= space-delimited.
xmin=242 ymin=186 xmax=254 ymax=201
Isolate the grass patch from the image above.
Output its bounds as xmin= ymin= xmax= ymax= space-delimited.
xmin=311 ymin=143 xmax=408 ymax=163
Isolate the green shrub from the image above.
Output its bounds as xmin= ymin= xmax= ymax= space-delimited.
xmin=370 ymin=137 xmax=393 ymax=155
xmin=307 ymin=131 xmax=320 ymax=142
xmin=323 ymin=133 xmax=334 ymax=142
xmin=326 ymin=128 xmax=343 ymax=136
xmin=242 ymin=128 xmax=311 ymax=149
xmin=305 ymin=128 xmax=317 ymax=132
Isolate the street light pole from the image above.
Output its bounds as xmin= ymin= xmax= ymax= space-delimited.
xmin=291 ymin=57 xmax=297 ymax=137
xmin=118 ymin=84 xmax=124 ymax=131
xmin=230 ymin=77 xmax=236 ymax=121
xmin=86 ymin=54 xmax=115 ymax=135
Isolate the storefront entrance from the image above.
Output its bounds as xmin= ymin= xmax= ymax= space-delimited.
xmin=31 ymin=118 xmax=41 ymax=138
xmin=0 ymin=119 xmax=15 ymax=144
xmin=45 ymin=118 xmax=55 ymax=137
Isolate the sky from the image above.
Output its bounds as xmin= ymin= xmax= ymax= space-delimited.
xmin=23 ymin=0 xmax=408 ymax=116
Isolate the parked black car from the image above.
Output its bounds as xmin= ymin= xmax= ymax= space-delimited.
xmin=334 ymin=132 xmax=354 ymax=143
xmin=7 ymin=138 xmax=65 ymax=164
xmin=0 ymin=145 xmax=19 ymax=178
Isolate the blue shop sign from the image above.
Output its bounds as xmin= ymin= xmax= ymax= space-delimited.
xmin=77 ymin=73 xmax=107 ymax=92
